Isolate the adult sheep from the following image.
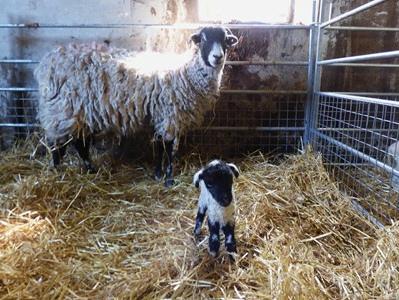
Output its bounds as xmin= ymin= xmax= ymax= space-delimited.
xmin=35 ymin=26 xmax=238 ymax=186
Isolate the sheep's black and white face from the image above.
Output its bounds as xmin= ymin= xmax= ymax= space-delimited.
xmin=194 ymin=160 xmax=239 ymax=207
xmin=191 ymin=27 xmax=238 ymax=69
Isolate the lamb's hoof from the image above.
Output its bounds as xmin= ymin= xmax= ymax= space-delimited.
xmin=194 ymin=233 xmax=201 ymax=242
xmin=228 ymin=252 xmax=237 ymax=262
xmin=164 ymin=178 xmax=175 ymax=187
xmin=209 ymin=250 xmax=218 ymax=258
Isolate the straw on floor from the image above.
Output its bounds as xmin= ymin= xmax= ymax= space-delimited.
xmin=0 ymin=142 xmax=398 ymax=299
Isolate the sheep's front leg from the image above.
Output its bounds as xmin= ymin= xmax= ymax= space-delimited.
xmin=154 ymin=139 xmax=174 ymax=186
xmin=164 ymin=139 xmax=174 ymax=187
xmin=74 ymin=137 xmax=97 ymax=174
xmin=208 ymin=220 xmax=220 ymax=257
xmin=51 ymin=143 xmax=67 ymax=168
xmin=155 ymin=139 xmax=164 ymax=182
xmin=194 ymin=205 xmax=207 ymax=237
xmin=222 ymin=222 xmax=237 ymax=260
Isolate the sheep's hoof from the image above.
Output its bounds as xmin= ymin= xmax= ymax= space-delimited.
xmin=155 ymin=175 xmax=163 ymax=183
xmin=86 ymin=167 xmax=98 ymax=174
xmin=164 ymin=178 xmax=175 ymax=187
xmin=155 ymin=170 xmax=163 ymax=183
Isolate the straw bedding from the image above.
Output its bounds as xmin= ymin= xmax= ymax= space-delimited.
xmin=0 ymin=141 xmax=398 ymax=299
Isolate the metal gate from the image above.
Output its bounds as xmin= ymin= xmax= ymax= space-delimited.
xmin=306 ymin=0 xmax=399 ymax=225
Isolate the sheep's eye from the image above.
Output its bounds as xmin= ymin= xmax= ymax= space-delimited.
xmin=206 ymin=183 xmax=213 ymax=188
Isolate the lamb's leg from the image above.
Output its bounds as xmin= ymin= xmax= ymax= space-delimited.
xmin=194 ymin=206 xmax=207 ymax=237
xmin=222 ymin=222 xmax=237 ymax=260
xmin=74 ymin=137 xmax=97 ymax=174
xmin=155 ymin=139 xmax=164 ymax=182
xmin=164 ymin=139 xmax=174 ymax=187
xmin=208 ymin=220 xmax=220 ymax=257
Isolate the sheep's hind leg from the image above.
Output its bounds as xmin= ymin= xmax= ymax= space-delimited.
xmin=74 ymin=137 xmax=97 ymax=174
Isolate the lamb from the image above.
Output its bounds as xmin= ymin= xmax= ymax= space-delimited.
xmin=193 ymin=159 xmax=240 ymax=260
xmin=34 ymin=26 xmax=238 ymax=186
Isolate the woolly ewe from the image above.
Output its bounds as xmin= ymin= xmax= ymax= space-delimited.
xmin=35 ymin=27 xmax=238 ymax=186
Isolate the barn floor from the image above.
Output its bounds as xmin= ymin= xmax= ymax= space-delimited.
xmin=0 ymin=141 xmax=398 ymax=299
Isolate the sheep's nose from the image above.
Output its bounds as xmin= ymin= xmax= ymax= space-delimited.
xmin=213 ymin=54 xmax=223 ymax=62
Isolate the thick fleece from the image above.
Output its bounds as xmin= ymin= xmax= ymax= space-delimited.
xmin=35 ymin=42 xmax=222 ymax=146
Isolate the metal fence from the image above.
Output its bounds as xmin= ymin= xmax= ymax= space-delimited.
xmin=0 ymin=23 xmax=310 ymax=156
xmin=306 ymin=0 xmax=399 ymax=225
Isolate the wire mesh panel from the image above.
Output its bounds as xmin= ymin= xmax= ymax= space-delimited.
xmin=186 ymin=92 xmax=306 ymax=157
xmin=311 ymin=93 xmax=399 ymax=224
xmin=0 ymin=23 xmax=311 ymax=158
xmin=306 ymin=0 xmax=399 ymax=225
xmin=0 ymin=92 xmax=38 ymax=148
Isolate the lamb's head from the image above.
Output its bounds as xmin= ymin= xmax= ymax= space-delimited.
xmin=193 ymin=160 xmax=239 ymax=207
xmin=191 ymin=27 xmax=238 ymax=69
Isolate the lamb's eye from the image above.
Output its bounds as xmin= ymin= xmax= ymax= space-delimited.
xmin=206 ymin=183 xmax=213 ymax=188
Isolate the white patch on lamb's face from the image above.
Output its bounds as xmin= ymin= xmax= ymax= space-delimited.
xmin=208 ymin=159 xmax=221 ymax=167
xmin=207 ymin=42 xmax=225 ymax=68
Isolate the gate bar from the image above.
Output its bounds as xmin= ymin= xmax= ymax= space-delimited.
xmin=318 ymin=50 xmax=399 ymax=65
xmin=321 ymin=0 xmax=389 ymax=28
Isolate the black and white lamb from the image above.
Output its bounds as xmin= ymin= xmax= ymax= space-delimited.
xmin=193 ymin=160 xmax=240 ymax=259
xmin=34 ymin=27 xmax=238 ymax=186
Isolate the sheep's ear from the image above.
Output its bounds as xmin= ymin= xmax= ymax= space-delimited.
xmin=228 ymin=163 xmax=240 ymax=178
xmin=226 ymin=35 xmax=238 ymax=47
xmin=190 ymin=33 xmax=201 ymax=45
xmin=193 ymin=170 xmax=203 ymax=188
xmin=224 ymin=28 xmax=238 ymax=47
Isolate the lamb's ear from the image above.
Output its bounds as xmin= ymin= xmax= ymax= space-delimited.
xmin=228 ymin=163 xmax=240 ymax=178
xmin=193 ymin=170 xmax=203 ymax=188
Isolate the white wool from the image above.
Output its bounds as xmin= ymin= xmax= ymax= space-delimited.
xmin=34 ymin=42 xmax=223 ymax=147
xmin=197 ymin=180 xmax=235 ymax=227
